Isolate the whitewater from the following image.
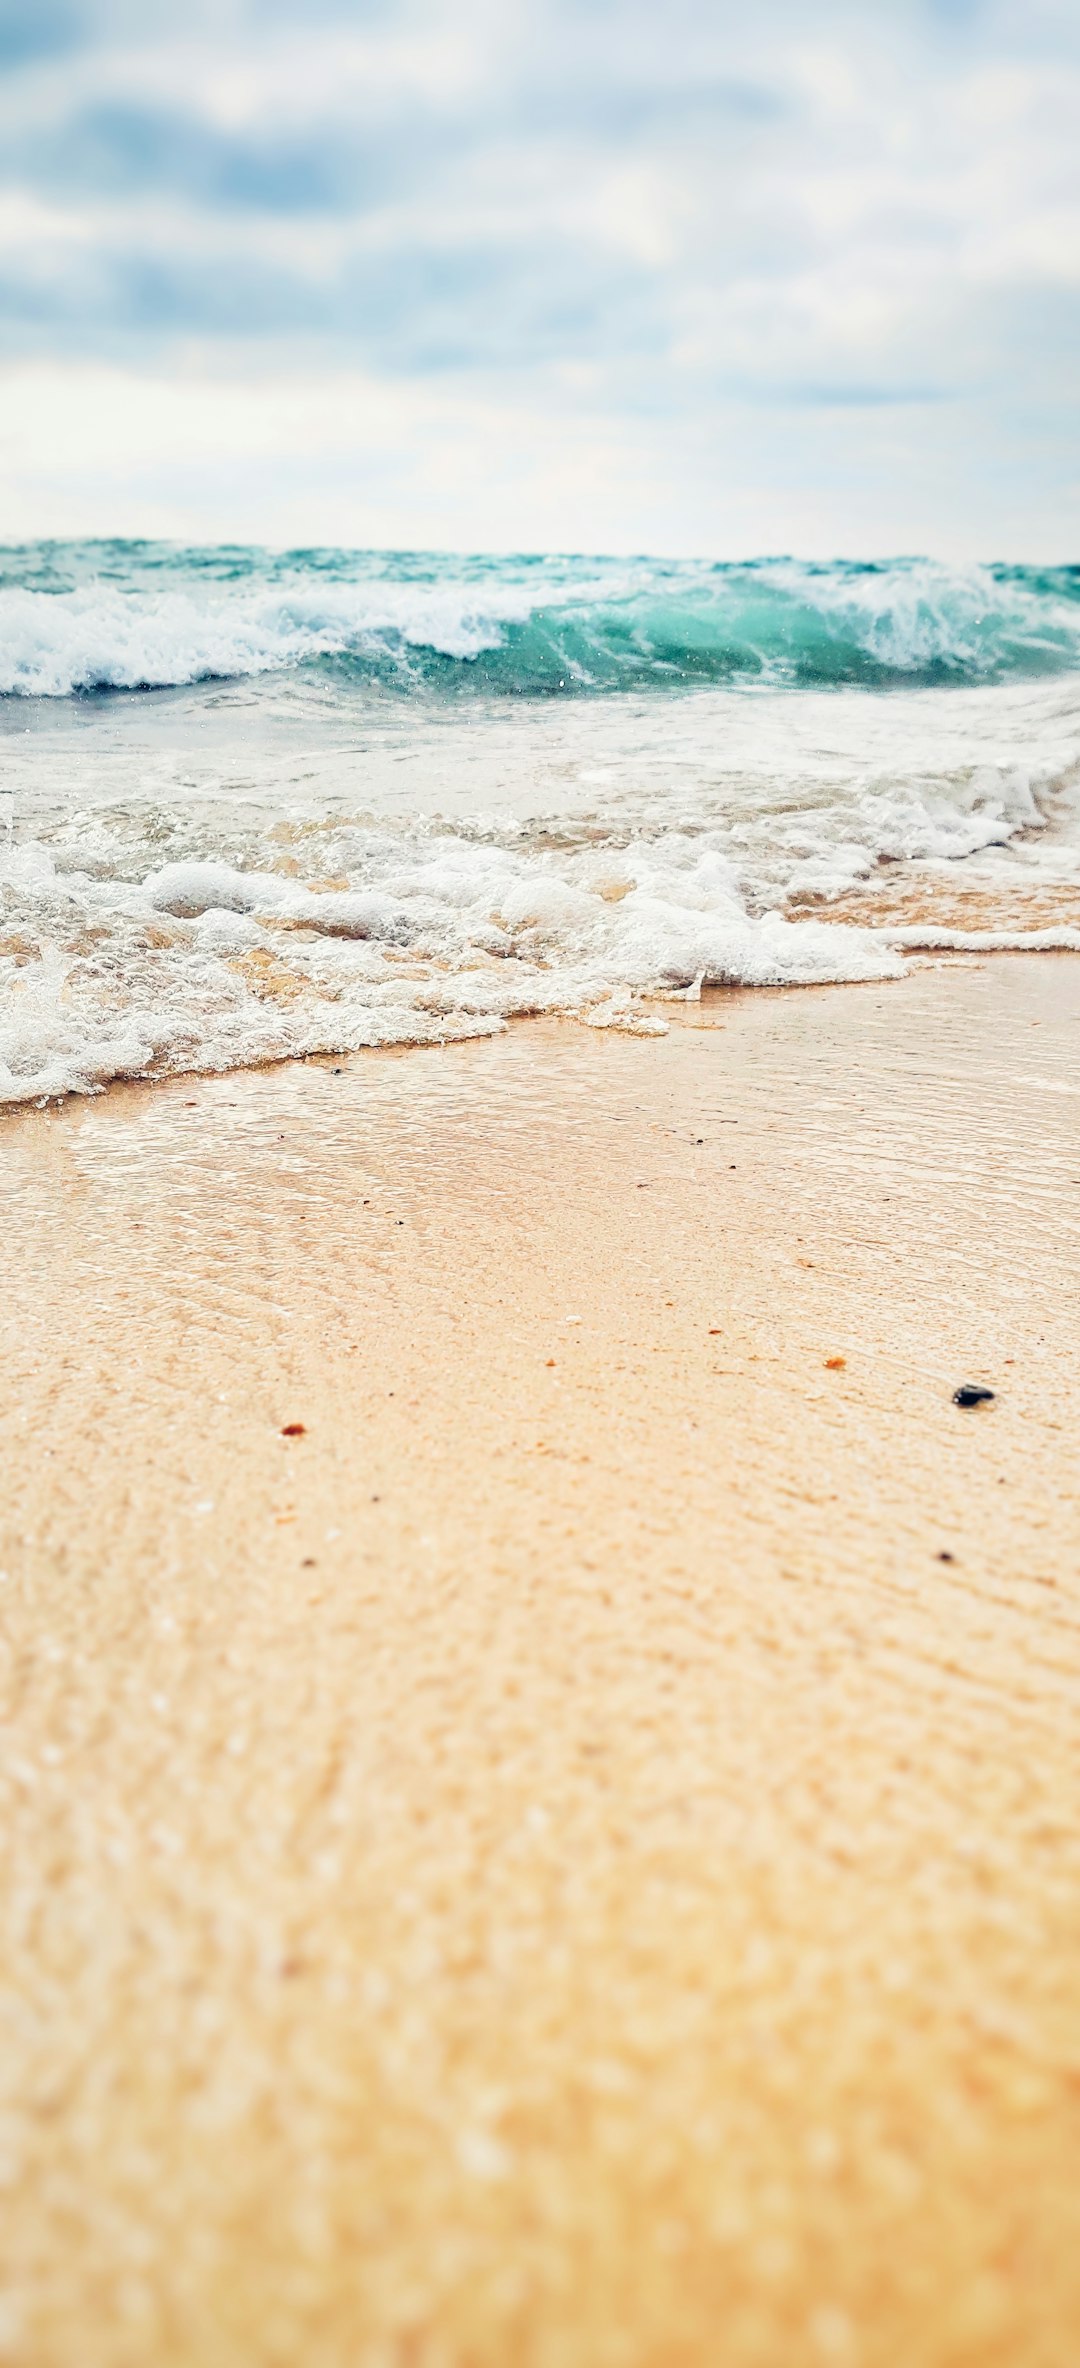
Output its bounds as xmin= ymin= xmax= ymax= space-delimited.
xmin=2 ymin=544 xmax=1079 ymax=1105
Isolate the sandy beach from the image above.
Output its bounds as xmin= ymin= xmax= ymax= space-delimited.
xmin=3 ymin=952 xmax=1080 ymax=2368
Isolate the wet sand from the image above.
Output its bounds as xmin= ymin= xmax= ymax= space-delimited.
xmin=3 ymin=955 xmax=1080 ymax=2368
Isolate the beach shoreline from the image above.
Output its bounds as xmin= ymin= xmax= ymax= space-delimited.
xmin=3 ymin=954 xmax=1080 ymax=2366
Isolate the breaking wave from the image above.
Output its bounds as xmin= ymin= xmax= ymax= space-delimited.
xmin=2 ymin=545 xmax=1080 ymax=699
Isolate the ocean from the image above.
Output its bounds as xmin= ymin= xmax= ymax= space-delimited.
xmin=2 ymin=542 xmax=1078 ymax=1105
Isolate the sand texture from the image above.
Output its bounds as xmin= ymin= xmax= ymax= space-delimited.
xmin=3 ymin=956 xmax=1080 ymax=2367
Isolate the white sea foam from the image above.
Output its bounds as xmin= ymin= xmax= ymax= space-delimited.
xmin=2 ymin=590 xmax=1079 ymax=1103
xmin=0 ymin=579 xmax=537 ymax=698
xmin=1 ymin=825 xmax=914 ymax=1104
xmin=6 ymin=803 xmax=1078 ymax=1101
xmin=885 ymin=924 xmax=1080 ymax=951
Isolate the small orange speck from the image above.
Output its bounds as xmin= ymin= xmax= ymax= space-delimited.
xmin=824 ymin=1356 xmax=846 ymax=1371
xmin=546 ymin=1358 xmax=556 ymax=1367
xmin=281 ymin=1422 xmax=306 ymax=1437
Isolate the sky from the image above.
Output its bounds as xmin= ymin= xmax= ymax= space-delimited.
xmin=0 ymin=0 xmax=1077 ymax=554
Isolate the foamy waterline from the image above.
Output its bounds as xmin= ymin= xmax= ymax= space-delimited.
xmin=2 ymin=542 xmax=1079 ymax=1105
xmin=0 ymin=838 xmax=910 ymax=1105
xmin=3 ymin=779 xmax=1077 ymax=1105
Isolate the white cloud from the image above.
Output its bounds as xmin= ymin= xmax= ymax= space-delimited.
xmin=0 ymin=0 xmax=1075 ymax=549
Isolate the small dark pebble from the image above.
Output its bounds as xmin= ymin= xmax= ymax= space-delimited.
xmin=301 ymin=1557 xmax=317 ymax=1568
xmin=953 ymin=1384 xmax=995 ymax=1408
xmin=937 ymin=1551 xmax=956 ymax=1563
xmin=281 ymin=1421 xmax=307 ymax=1437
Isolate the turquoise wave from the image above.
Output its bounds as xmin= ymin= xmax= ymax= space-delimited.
xmin=0 ymin=544 xmax=1078 ymax=698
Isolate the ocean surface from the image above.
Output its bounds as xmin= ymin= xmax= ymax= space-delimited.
xmin=2 ymin=543 xmax=1079 ymax=1104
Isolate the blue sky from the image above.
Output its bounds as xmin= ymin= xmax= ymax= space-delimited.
xmin=0 ymin=0 xmax=1077 ymax=552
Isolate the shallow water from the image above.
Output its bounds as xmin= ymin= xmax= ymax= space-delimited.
xmin=4 ymin=958 xmax=1080 ymax=2367
xmin=2 ymin=544 xmax=1079 ymax=1103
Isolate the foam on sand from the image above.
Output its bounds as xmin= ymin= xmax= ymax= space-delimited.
xmin=0 ymin=837 xmax=907 ymax=1105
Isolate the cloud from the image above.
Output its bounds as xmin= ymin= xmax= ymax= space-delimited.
xmin=0 ymin=0 xmax=1076 ymax=547
xmin=23 ymin=103 xmax=374 ymax=211
xmin=0 ymin=0 xmax=81 ymax=66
